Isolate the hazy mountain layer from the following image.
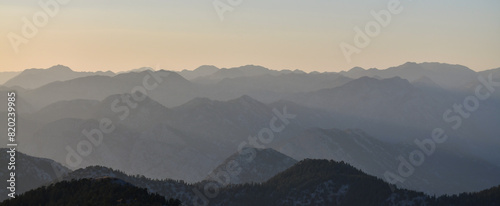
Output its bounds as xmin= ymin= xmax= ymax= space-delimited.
xmin=3 ymin=65 xmax=114 ymax=89
xmin=1 ymin=62 xmax=499 ymax=197
xmin=205 ymin=148 xmax=298 ymax=184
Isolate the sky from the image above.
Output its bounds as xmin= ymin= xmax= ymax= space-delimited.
xmin=0 ymin=0 xmax=499 ymax=72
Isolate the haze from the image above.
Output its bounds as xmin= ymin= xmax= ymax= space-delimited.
xmin=0 ymin=0 xmax=499 ymax=72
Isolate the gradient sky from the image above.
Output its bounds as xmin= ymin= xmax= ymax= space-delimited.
xmin=1 ymin=0 xmax=499 ymax=72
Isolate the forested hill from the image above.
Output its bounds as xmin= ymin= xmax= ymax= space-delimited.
xmin=206 ymin=159 xmax=500 ymax=206
xmin=0 ymin=177 xmax=182 ymax=206
xmin=2 ymin=159 xmax=499 ymax=206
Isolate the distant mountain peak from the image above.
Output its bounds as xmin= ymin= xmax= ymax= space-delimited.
xmin=194 ymin=65 xmax=219 ymax=72
xmin=393 ymin=62 xmax=475 ymax=73
xmin=4 ymin=64 xmax=114 ymax=89
xmin=390 ymin=62 xmax=422 ymax=71
xmin=47 ymin=64 xmax=73 ymax=72
xmin=22 ymin=64 xmax=73 ymax=74
xmin=230 ymin=64 xmax=269 ymax=70
xmin=402 ymin=61 xmax=418 ymax=66
xmin=348 ymin=66 xmax=365 ymax=72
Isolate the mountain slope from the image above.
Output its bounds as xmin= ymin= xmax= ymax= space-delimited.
xmin=24 ymin=94 xmax=224 ymax=182
xmin=0 ymin=149 xmax=71 ymax=202
xmin=478 ymin=68 xmax=500 ymax=100
xmin=0 ymin=72 xmax=20 ymax=85
xmin=206 ymin=148 xmax=297 ymax=184
xmin=273 ymin=128 xmax=500 ymax=195
xmin=26 ymin=116 xmax=221 ymax=182
xmin=433 ymin=185 xmax=500 ymax=206
xmin=93 ymin=94 xmax=173 ymax=131
xmin=29 ymin=99 xmax=100 ymax=123
xmin=168 ymin=95 xmax=296 ymax=144
xmin=411 ymin=75 xmax=443 ymax=91
xmin=289 ymin=75 xmax=500 ymax=144
xmin=0 ymin=90 xmax=34 ymax=113
xmin=479 ymin=67 xmax=500 ymax=79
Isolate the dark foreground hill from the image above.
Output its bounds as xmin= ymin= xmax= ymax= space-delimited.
xmin=205 ymin=159 xmax=500 ymax=206
xmin=0 ymin=178 xmax=181 ymax=206
xmin=433 ymin=185 xmax=500 ymax=206
xmin=1 ymin=159 xmax=499 ymax=206
xmin=207 ymin=159 xmax=428 ymax=205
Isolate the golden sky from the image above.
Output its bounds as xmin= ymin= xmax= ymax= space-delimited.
xmin=1 ymin=0 xmax=499 ymax=72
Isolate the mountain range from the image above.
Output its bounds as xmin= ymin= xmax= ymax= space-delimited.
xmin=0 ymin=62 xmax=499 ymax=204
xmin=2 ymin=156 xmax=498 ymax=205
xmin=3 ymin=65 xmax=114 ymax=90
